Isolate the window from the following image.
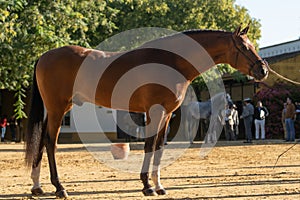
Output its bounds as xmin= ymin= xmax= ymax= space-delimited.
xmin=62 ymin=111 xmax=71 ymax=126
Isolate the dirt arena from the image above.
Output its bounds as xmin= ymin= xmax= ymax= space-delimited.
xmin=0 ymin=140 xmax=299 ymax=200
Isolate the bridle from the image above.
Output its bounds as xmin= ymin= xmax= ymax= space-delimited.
xmin=232 ymin=34 xmax=300 ymax=85
xmin=231 ymin=34 xmax=266 ymax=74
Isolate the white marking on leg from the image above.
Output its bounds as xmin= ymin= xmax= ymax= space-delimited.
xmin=151 ymin=165 xmax=163 ymax=191
xmin=31 ymin=162 xmax=41 ymax=189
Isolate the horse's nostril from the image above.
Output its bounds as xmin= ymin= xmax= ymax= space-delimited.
xmin=261 ymin=67 xmax=268 ymax=76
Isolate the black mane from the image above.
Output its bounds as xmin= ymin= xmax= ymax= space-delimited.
xmin=182 ymin=29 xmax=229 ymax=35
xmin=141 ymin=29 xmax=230 ymax=47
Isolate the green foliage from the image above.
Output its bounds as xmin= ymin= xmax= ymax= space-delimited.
xmin=0 ymin=0 xmax=118 ymax=117
xmin=254 ymin=82 xmax=300 ymax=138
xmin=0 ymin=0 xmax=261 ymax=118
xmin=105 ymin=0 xmax=261 ymax=93
xmin=13 ymin=86 xmax=27 ymax=119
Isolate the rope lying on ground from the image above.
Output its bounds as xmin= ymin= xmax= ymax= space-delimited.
xmin=273 ymin=140 xmax=300 ymax=169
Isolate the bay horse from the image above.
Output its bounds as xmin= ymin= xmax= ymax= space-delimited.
xmin=25 ymin=25 xmax=268 ymax=198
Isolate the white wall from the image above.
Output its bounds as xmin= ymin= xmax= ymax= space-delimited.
xmin=61 ymin=103 xmax=117 ymax=133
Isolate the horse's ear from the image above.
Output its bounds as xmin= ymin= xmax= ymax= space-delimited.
xmin=234 ymin=24 xmax=242 ymax=35
xmin=240 ymin=23 xmax=250 ymax=35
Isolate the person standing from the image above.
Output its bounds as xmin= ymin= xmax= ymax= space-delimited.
xmin=295 ymin=102 xmax=300 ymax=120
xmin=232 ymin=104 xmax=239 ymax=140
xmin=281 ymin=103 xmax=287 ymax=140
xmin=254 ymin=101 xmax=269 ymax=140
xmin=0 ymin=115 xmax=8 ymax=142
xmin=240 ymin=98 xmax=254 ymax=143
xmin=9 ymin=116 xmax=18 ymax=142
xmin=222 ymin=104 xmax=234 ymax=141
xmin=285 ymin=97 xmax=296 ymax=142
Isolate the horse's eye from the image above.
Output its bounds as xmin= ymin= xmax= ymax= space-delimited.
xmin=242 ymin=45 xmax=249 ymax=51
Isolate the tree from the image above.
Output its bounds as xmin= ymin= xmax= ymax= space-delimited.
xmin=0 ymin=0 xmax=261 ymax=118
xmin=0 ymin=0 xmax=118 ymax=118
xmin=106 ymin=0 xmax=262 ymax=95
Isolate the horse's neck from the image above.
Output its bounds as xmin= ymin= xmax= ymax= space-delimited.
xmin=101 ymin=31 xmax=233 ymax=83
xmin=188 ymin=32 xmax=232 ymax=65
xmin=175 ymin=31 xmax=233 ymax=81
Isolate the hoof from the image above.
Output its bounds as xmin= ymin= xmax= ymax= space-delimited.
xmin=142 ymin=188 xmax=157 ymax=196
xmin=156 ymin=188 xmax=167 ymax=195
xmin=55 ymin=190 xmax=69 ymax=199
xmin=31 ymin=187 xmax=44 ymax=196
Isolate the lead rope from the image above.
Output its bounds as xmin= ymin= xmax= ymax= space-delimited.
xmin=266 ymin=63 xmax=300 ymax=85
xmin=273 ymin=141 xmax=299 ymax=169
xmin=267 ymin=63 xmax=300 ymax=169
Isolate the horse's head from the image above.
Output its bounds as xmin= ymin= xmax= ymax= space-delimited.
xmin=230 ymin=25 xmax=268 ymax=81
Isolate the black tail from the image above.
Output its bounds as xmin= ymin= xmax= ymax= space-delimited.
xmin=25 ymin=59 xmax=46 ymax=167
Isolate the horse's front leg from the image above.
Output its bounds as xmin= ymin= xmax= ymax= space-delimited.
xmin=140 ymin=107 xmax=167 ymax=196
xmin=151 ymin=137 xmax=166 ymax=195
xmin=151 ymin=114 xmax=171 ymax=195
xmin=140 ymin=135 xmax=157 ymax=196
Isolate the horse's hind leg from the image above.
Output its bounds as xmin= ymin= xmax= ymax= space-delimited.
xmin=31 ymin=117 xmax=47 ymax=196
xmin=31 ymin=144 xmax=45 ymax=195
xmin=45 ymin=111 xmax=68 ymax=198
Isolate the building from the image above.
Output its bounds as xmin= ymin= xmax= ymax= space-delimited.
xmin=60 ymin=104 xmax=118 ymax=143
xmin=259 ymin=38 xmax=300 ymax=58
xmin=259 ymin=38 xmax=300 ymax=85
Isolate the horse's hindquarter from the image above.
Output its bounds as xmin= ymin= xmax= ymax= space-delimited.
xmin=36 ymin=46 xmax=91 ymax=112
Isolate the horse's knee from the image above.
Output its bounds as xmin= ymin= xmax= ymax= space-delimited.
xmin=144 ymin=137 xmax=156 ymax=152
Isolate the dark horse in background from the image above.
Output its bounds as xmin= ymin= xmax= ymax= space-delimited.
xmin=25 ymin=25 xmax=268 ymax=198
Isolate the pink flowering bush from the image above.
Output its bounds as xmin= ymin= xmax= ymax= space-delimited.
xmin=254 ymin=82 xmax=300 ymax=139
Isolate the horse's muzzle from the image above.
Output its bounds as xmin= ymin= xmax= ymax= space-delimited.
xmin=255 ymin=59 xmax=269 ymax=81
xmin=261 ymin=60 xmax=269 ymax=78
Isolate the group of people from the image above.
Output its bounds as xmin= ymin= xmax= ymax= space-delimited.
xmin=230 ymin=96 xmax=298 ymax=143
xmin=240 ymin=98 xmax=269 ymax=143
xmin=0 ymin=115 xmax=19 ymax=142
xmin=222 ymin=97 xmax=269 ymax=143
xmin=222 ymin=98 xmax=269 ymax=143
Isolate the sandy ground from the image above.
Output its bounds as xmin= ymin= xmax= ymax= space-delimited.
xmin=0 ymin=140 xmax=300 ymax=200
